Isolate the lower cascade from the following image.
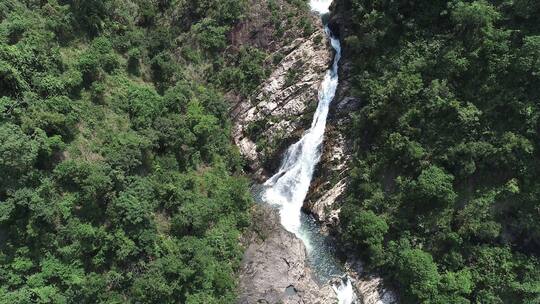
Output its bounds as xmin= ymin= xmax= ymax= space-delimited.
xmin=260 ymin=1 xmax=358 ymax=303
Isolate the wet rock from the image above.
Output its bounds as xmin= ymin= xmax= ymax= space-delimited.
xmin=301 ymin=2 xmax=362 ymax=233
xmin=356 ymin=277 xmax=398 ymax=304
xmin=238 ymin=205 xmax=336 ymax=304
xmin=303 ymin=113 xmax=352 ymax=229
xmin=304 ymin=179 xmax=346 ymax=226
xmin=301 ymin=30 xmax=357 ymax=229
xmin=335 ymin=96 xmax=362 ymax=113
xmin=345 ymin=259 xmax=399 ymax=304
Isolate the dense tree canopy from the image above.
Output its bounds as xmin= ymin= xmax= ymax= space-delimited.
xmin=0 ymin=0 xmax=262 ymax=302
xmin=337 ymin=0 xmax=540 ymax=302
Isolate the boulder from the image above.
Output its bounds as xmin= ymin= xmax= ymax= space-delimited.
xmin=238 ymin=205 xmax=336 ymax=304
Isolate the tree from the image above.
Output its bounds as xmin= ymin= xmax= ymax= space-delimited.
xmin=193 ymin=0 xmax=248 ymax=25
xmin=100 ymin=131 xmax=151 ymax=174
xmin=395 ymin=249 xmax=441 ymax=302
xmin=123 ymin=84 xmax=164 ymax=129
xmin=407 ymin=165 xmax=457 ymax=211
xmin=0 ymin=60 xmax=29 ymax=97
xmin=21 ymin=96 xmax=78 ymax=140
xmin=191 ymin=18 xmax=229 ymax=52
xmin=69 ymin=0 xmax=110 ymax=36
xmin=0 ymin=123 xmax=39 ymax=186
xmin=341 ymin=209 xmax=388 ymax=265
xmin=451 ymin=1 xmax=500 ymax=35
xmin=457 ymin=191 xmax=501 ymax=242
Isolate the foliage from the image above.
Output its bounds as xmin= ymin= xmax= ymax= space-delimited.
xmin=191 ymin=18 xmax=230 ymax=52
xmin=341 ymin=208 xmax=388 ymax=265
xmin=338 ymin=0 xmax=540 ymax=302
xmin=0 ymin=0 xmax=254 ymax=303
xmin=216 ymin=46 xmax=268 ymax=97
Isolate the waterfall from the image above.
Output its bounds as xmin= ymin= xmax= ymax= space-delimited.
xmin=261 ymin=1 xmax=358 ymax=303
xmin=262 ymin=3 xmax=341 ymax=237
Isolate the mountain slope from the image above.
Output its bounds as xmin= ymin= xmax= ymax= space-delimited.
xmin=0 ymin=1 xmax=255 ymax=302
xmin=330 ymin=0 xmax=540 ymax=302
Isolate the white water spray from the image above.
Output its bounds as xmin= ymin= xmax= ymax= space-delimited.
xmin=261 ymin=1 xmax=357 ymax=303
xmin=333 ymin=277 xmax=357 ymax=304
xmin=309 ymin=0 xmax=332 ymax=14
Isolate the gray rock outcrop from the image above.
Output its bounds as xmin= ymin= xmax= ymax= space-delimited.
xmin=345 ymin=259 xmax=398 ymax=304
xmin=237 ymin=205 xmax=336 ymax=304
xmin=301 ymin=1 xmax=363 ymax=229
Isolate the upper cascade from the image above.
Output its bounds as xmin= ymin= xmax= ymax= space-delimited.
xmin=309 ymin=0 xmax=333 ymax=14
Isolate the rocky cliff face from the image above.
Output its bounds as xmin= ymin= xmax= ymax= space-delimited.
xmin=232 ymin=4 xmax=340 ymax=302
xmin=233 ymin=10 xmax=339 ymax=302
xmin=233 ymin=1 xmax=397 ymax=303
xmin=345 ymin=259 xmax=398 ymax=304
xmin=230 ymin=4 xmax=355 ymax=223
xmin=301 ymin=0 xmax=362 ymax=230
xmin=231 ymin=22 xmax=332 ymax=181
xmin=302 ymin=93 xmax=360 ymax=228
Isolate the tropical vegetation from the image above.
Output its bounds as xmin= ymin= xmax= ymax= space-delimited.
xmin=0 ymin=0 xmax=257 ymax=303
xmin=338 ymin=0 xmax=540 ymax=302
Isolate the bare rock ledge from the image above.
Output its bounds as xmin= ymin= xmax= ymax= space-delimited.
xmin=237 ymin=205 xmax=336 ymax=304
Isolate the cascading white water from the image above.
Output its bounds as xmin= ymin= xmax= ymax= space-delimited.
xmin=261 ymin=1 xmax=357 ymax=303
xmin=262 ymin=4 xmax=341 ymax=237
xmin=333 ymin=277 xmax=356 ymax=304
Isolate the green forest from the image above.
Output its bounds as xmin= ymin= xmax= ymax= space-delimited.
xmin=0 ymin=0 xmax=263 ymax=302
xmin=338 ymin=0 xmax=540 ymax=303
xmin=3 ymin=0 xmax=540 ymax=303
